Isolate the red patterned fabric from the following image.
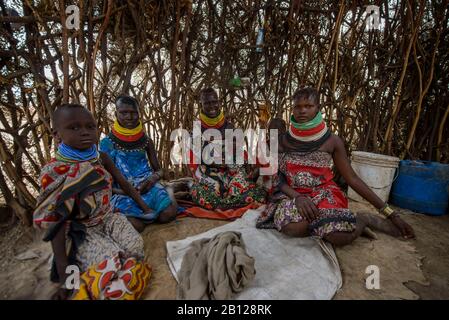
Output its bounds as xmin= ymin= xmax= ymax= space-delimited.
xmin=72 ymin=252 xmax=151 ymax=300
xmin=278 ymin=152 xmax=348 ymax=209
xmin=257 ymin=151 xmax=356 ymax=237
xmin=33 ymin=159 xmax=112 ymax=229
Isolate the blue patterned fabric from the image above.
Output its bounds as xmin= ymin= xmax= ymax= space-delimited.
xmin=99 ymin=136 xmax=172 ymax=222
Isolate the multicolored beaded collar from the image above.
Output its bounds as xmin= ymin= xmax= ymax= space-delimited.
xmin=109 ymin=120 xmax=149 ymax=152
xmin=281 ymin=112 xmax=331 ymax=153
xmin=56 ymin=143 xmax=99 ymax=163
xmin=199 ymin=110 xmax=225 ymax=129
xmin=288 ymin=112 xmax=328 ymax=142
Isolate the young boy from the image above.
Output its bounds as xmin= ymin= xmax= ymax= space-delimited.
xmin=34 ymin=104 xmax=152 ymax=299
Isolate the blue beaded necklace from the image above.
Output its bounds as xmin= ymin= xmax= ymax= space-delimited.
xmin=56 ymin=143 xmax=99 ymax=163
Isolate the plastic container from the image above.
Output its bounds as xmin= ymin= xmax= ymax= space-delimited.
xmin=348 ymin=151 xmax=400 ymax=204
xmin=390 ymin=160 xmax=449 ymax=215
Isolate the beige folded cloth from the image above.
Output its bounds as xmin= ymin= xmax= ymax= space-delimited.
xmin=177 ymin=231 xmax=256 ymax=300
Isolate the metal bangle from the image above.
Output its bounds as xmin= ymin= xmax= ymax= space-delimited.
xmin=380 ymin=204 xmax=395 ymax=217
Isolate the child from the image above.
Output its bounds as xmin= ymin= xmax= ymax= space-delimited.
xmin=34 ymin=104 xmax=152 ymax=299
xmin=99 ymin=95 xmax=178 ymax=232
xmin=257 ymin=88 xmax=415 ymax=245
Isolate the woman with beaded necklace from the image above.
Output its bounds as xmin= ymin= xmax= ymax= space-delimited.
xmin=188 ymin=87 xmax=266 ymax=211
xmin=256 ymin=87 xmax=415 ymax=246
xmin=100 ymin=95 xmax=178 ymax=232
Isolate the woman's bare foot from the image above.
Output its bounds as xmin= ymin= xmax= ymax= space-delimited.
xmin=357 ymin=211 xmax=401 ymax=237
xmin=353 ymin=213 xmax=369 ymax=238
xmin=355 ymin=212 xmax=378 ymax=239
xmin=362 ymin=227 xmax=378 ymax=240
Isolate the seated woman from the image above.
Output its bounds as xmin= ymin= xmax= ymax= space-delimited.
xmin=34 ymin=104 xmax=151 ymax=300
xmin=100 ymin=95 xmax=177 ymax=232
xmin=257 ymin=87 xmax=415 ymax=246
xmin=188 ymin=87 xmax=266 ymax=210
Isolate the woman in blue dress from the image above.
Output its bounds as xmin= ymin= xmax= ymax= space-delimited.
xmin=100 ymin=95 xmax=177 ymax=232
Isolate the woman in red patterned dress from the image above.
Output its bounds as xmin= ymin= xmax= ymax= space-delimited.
xmin=257 ymin=88 xmax=415 ymax=246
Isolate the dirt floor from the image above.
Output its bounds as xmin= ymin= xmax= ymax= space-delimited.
xmin=1 ymin=201 xmax=448 ymax=300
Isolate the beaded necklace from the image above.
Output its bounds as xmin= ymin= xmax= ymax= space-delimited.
xmin=56 ymin=143 xmax=99 ymax=163
xmin=109 ymin=120 xmax=149 ymax=152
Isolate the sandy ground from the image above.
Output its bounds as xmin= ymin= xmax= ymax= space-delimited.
xmin=1 ymin=201 xmax=448 ymax=300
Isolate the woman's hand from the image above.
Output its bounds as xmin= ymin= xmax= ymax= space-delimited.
xmin=140 ymin=203 xmax=154 ymax=216
xmin=294 ymin=195 xmax=319 ymax=222
xmin=389 ymin=214 xmax=415 ymax=239
xmin=143 ymin=207 xmax=154 ymax=216
xmin=138 ymin=175 xmax=159 ymax=194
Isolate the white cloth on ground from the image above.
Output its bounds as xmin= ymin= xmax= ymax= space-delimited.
xmin=167 ymin=207 xmax=342 ymax=300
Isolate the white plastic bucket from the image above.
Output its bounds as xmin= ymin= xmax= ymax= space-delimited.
xmin=347 ymin=151 xmax=400 ymax=204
